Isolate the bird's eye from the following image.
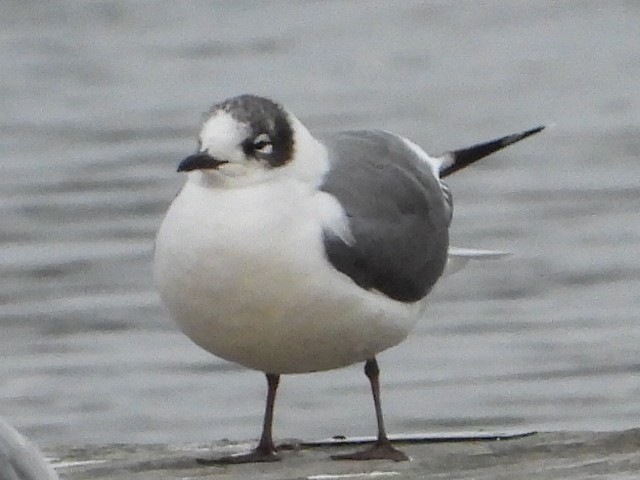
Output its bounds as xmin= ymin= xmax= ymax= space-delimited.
xmin=253 ymin=134 xmax=273 ymax=154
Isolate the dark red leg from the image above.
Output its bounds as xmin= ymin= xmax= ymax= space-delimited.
xmin=331 ymin=358 xmax=408 ymax=462
xmin=198 ymin=373 xmax=281 ymax=465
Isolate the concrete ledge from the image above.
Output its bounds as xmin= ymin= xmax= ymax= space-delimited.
xmin=50 ymin=430 xmax=640 ymax=479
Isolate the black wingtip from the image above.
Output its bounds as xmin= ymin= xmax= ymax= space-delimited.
xmin=440 ymin=125 xmax=545 ymax=178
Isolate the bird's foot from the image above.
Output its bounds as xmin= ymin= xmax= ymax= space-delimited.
xmin=197 ymin=446 xmax=280 ymax=465
xmin=331 ymin=441 xmax=409 ymax=462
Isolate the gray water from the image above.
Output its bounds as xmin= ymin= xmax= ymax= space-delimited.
xmin=1 ymin=1 xmax=639 ymax=448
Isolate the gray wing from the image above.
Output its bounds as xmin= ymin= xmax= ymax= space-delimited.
xmin=319 ymin=130 xmax=451 ymax=303
xmin=0 ymin=419 xmax=59 ymax=480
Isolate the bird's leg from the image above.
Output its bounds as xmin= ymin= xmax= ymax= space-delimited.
xmin=332 ymin=358 xmax=408 ymax=462
xmin=255 ymin=373 xmax=280 ymax=457
xmin=197 ymin=373 xmax=281 ymax=465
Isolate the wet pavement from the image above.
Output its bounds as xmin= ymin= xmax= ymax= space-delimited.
xmin=51 ymin=430 xmax=640 ymax=479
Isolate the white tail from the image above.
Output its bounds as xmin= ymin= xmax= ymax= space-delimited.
xmin=444 ymin=247 xmax=511 ymax=276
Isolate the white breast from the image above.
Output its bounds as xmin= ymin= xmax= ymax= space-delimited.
xmin=154 ymin=175 xmax=422 ymax=374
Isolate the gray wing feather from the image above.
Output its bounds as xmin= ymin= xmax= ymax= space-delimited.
xmin=319 ymin=130 xmax=450 ymax=303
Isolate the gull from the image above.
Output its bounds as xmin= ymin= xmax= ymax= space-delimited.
xmin=0 ymin=418 xmax=59 ymax=480
xmin=154 ymin=94 xmax=543 ymax=463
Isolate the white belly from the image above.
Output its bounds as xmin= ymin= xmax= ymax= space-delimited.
xmin=154 ymin=177 xmax=422 ymax=374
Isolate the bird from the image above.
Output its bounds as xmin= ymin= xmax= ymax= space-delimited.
xmin=0 ymin=418 xmax=59 ymax=480
xmin=154 ymin=94 xmax=543 ymax=463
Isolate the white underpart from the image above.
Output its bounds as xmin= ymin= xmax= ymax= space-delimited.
xmin=155 ymin=111 xmax=420 ymax=374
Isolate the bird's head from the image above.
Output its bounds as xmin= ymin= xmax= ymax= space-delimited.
xmin=178 ymin=95 xmax=325 ymax=186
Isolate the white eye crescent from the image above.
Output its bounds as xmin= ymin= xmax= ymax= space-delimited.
xmin=253 ymin=133 xmax=273 ymax=154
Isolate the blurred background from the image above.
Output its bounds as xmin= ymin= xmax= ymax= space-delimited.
xmin=1 ymin=1 xmax=639 ymax=448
